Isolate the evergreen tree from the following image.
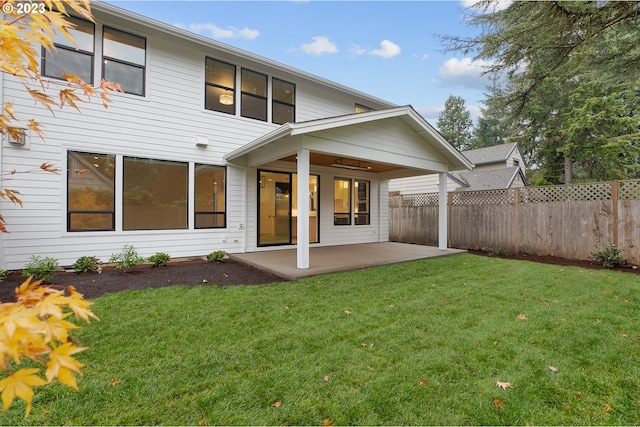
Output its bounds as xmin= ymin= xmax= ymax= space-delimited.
xmin=436 ymin=95 xmax=474 ymax=151
xmin=444 ymin=1 xmax=640 ymax=183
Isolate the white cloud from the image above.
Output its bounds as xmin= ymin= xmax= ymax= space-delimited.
xmin=369 ymin=40 xmax=401 ymax=59
xmin=300 ymin=36 xmax=338 ymax=55
xmin=437 ymin=57 xmax=494 ymax=90
xmin=175 ymin=22 xmax=260 ymax=40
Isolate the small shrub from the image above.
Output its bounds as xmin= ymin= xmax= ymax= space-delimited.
xmin=590 ymin=243 xmax=631 ymax=269
xmin=148 ymin=252 xmax=171 ymax=267
xmin=22 ymin=255 xmax=61 ymax=281
xmin=73 ymin=256 xmax=102 ymax=274
xmin=207 ymin=250 xmax=227 ymax=262
xmin=0 ymin=270 xmax=6 ymax=284
xmin=109 ymin=244 xmax=147 ymax=272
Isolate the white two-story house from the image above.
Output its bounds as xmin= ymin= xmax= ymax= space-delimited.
xmin=0 ymin=2 xmax=471 ymax=271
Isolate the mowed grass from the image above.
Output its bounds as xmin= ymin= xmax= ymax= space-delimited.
xmin=4 ymin=254 xmax=640 ymax=425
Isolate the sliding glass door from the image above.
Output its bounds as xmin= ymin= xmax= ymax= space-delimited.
xmin=258 ymin=170 xmax=318 ymax=246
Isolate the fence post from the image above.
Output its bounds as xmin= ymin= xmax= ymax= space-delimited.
xmin=514 ymin=187 xmax=520 ymax=254
xmin=611 ymin=181 xmax=619 ymax=246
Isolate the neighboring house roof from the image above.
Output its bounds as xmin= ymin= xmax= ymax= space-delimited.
xmin=92 ymin=2 xmax=396 ymax=110
xmin=225 ymin=105 xmax=474 ymax=175
xmin=455 ymin=167 xmax=527 ymax=191
xmin=462 ymin=142 xmax=520 ymax=167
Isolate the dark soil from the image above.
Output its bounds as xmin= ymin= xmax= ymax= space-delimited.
xmin=0 ymin=258 xmax=288 ymax=301
xmin=467 ymin=249 xmax=640 ymax=275
xmin=2 ymin=250 xmax=637 ymax=302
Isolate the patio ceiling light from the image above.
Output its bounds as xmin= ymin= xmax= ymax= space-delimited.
xmin=332 ymin=159 xmax=371 ymax=171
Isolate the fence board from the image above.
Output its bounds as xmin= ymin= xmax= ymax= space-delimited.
xmin=389 ymin=179 xmax=640 ymax=265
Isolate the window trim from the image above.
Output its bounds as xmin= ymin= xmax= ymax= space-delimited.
xmin=101 ymin=26 xmax=147 ymax=96
xmin=272 ymin=77 xmax=296 ymax=125
xmin=42 ymin=16 xmax=95 ymax=84
xmin=354 ymin=179 xmax=370 ymax=225
xmin=241 ymin=68 xmax=268 ymax=121
xmin=205 ymin=57 xmax=237 ymax=115
xmin=67 ymin=151 xmax=115 ymax=232
xmin=333 ymin=177 xmax=352 ymax=226
xmin=122 ymin=156 xmax=189 ymax=231
xmin=194 ymin=164 xmax=227 ymax=229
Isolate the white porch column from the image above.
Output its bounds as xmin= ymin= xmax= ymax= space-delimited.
xmin=438 ymin=172 xmax=448 ymax=250
xmin=296 ymin=148 xmax=310 ymax=269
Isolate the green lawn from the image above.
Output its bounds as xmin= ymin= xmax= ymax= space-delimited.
xmin=4 ymin=254 xmax=640 ymax=425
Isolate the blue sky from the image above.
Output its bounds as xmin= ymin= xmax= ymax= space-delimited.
xmin=106 ymin=0 xmax=492 ymax=126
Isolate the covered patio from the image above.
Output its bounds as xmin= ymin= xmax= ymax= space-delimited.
xmin=225 ymin=106 xmax=472 ymax=271
xmin=231 ymin=242 xmax=466 ymax=279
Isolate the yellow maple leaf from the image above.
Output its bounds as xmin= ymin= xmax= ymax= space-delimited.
xmin=45 ymin=342 xmax=87 ymax=389
xmin=65 ymin=287 xmax=99 ymax=323
xmin=0 ymin=368 xmax=47 ymax=418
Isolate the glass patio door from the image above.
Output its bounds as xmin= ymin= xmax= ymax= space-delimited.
xmin=258 ymin=170 xmax=319 ymax=246
xmin=258 ymin=171 xmax=291 ymax=246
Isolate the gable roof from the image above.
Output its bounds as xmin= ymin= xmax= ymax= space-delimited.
xmin=462 ymin=142 xmax=518 ymax=166
xmin=225 ymin=106 xmax=473 ymax=174
xmin=455 ymin=166 xmax=527 ymax=191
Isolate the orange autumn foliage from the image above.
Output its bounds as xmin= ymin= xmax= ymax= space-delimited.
xmin=0 ymin=277 xmax=98 ymax=417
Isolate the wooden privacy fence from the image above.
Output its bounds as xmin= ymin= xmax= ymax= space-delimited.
xmin=389 ymin=179 xmax=640 ymax=264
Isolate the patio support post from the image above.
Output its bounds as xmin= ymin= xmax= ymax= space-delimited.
xmin=296 ymin=148 xmax=310 ymax=269
xmin=438 ymin=172 xmax=448 ymax=250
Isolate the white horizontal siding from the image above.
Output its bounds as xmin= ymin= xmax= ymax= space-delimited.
xmin=388 ymin=175 xmax=460 ymax=194
xmin=1 ymin=11 xmax=396 ymax=270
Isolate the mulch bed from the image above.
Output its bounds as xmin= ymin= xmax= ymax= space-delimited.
xmin=1 ymin=250 xmax=637 ymax=302
xmin=0 ymin=258 xmax=288 ymax=301
xmin=467 ymin=249 xmax=640 ymax=275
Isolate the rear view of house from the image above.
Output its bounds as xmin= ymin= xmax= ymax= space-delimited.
xmin=0 ymin=3 xmax=471 ymax=271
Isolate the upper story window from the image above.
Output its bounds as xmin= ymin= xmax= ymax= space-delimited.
xmin=42 ymin=16 xmax=95 ymax=83
xmin=205 ymin=58 xmax=236 ymax=115
xmin=241 ymin=69 xmax=267 ymax=121
xmin=273 ymin=78 xmax=295 ymax=124
xmin=355 ymin=104 xmax=373 ymax=113
xmin=102 ymin=27 xmax=146 ymax=96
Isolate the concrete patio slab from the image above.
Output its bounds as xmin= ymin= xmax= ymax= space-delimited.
xmin=230 ymin=242 xmax=466 ymax=280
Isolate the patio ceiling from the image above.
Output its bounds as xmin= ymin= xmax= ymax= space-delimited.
xmin=279 ymin=152 xmax=402 ymax=174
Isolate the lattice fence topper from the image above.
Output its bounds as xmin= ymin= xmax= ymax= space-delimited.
xmin=451 ymin=189 xmax=514 ymax=206
xmin=392 ymin=193 xmax=440 ymax=207
xmin=620 ymin=180 xmax=640 ymax=200
xmin=520 ymin=182 xmax=611 ymax=203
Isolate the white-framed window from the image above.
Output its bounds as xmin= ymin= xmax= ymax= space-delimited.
xmin=102 ymin=26 xmax=146 ymax=96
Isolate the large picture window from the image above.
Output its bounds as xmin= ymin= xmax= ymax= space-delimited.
xmin=123 ymin=157 xmax=188 ymax=230
xmin=43 ymin=16 xmax=95 ymax=83
xmin=355 ymin=179 xmax=370 ymax=225
xmin=334 ymin=178 xmax=351 ymax=225
xmin=102 ymin=27 xmax=146 ymax=96
xmin=241 ymin=69 xmax=267 ymax=121
xmin=67 ymin=152 xmax=115 ymax=231
xmin=272 ymin=78 xmax=295 ymax=124
xmin=195 ymin=165 xmax=226 ymax=228
xmin=205 ymin=58 xmax=236 ymax=114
